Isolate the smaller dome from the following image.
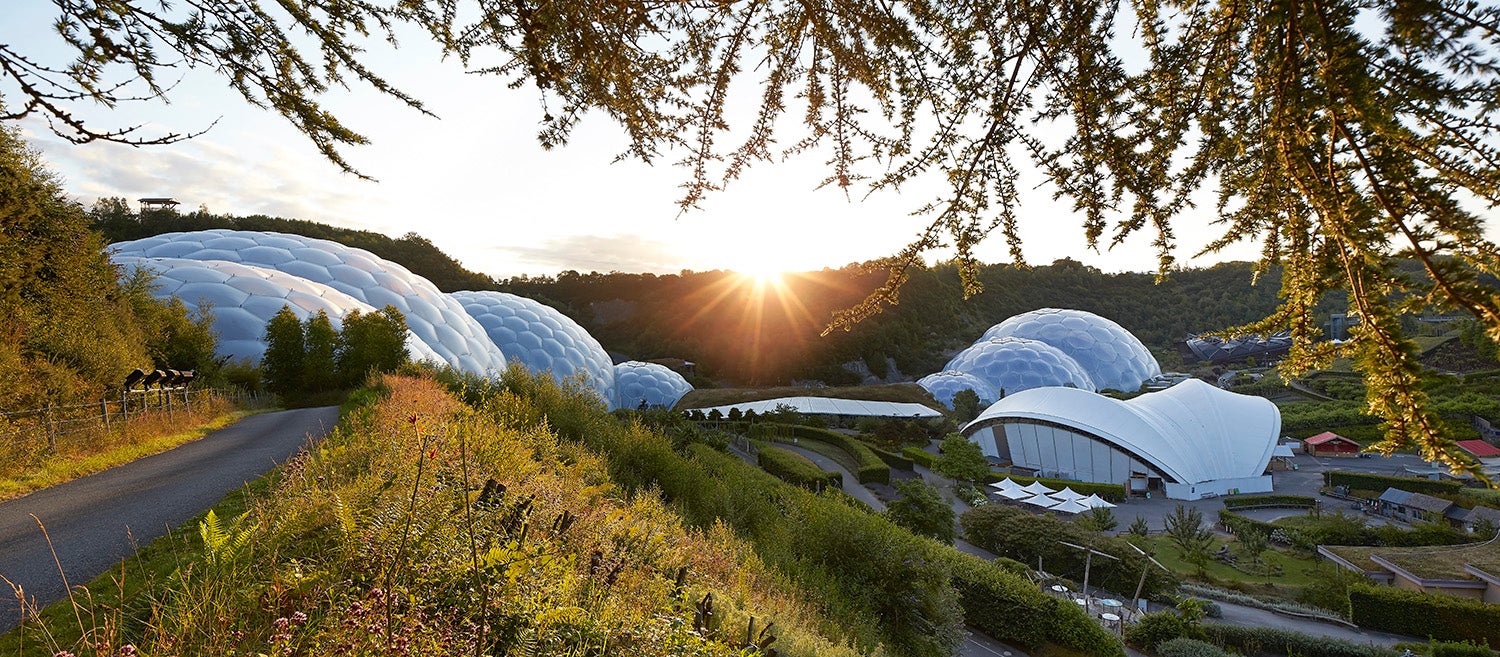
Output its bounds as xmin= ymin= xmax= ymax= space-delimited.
xmin=613 ymin=361 xmax=694 ymax=410
xmin=944 ymin=337 xmax=1095 ymax=395
xmin=980 ymin=308 xmax=1160 ymax=392
xmin=450 ymin=291 xmax=614 ymax=405
xmin=917 ymin=371 xmax=1001 ymax=409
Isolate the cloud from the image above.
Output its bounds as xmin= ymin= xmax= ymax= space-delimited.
xmin=487 ymin=234 xmax=689 ymax=275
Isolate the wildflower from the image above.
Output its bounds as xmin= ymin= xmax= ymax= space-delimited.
xmin=291 ymin=611 xmax=308 ymax=623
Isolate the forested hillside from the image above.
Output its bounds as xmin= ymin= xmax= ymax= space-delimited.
xmin=499 ymin=261 xmax=1348 ymax=385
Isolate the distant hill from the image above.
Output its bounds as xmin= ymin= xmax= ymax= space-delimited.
xmin=88 ymin=200 xmax=500 ymax=293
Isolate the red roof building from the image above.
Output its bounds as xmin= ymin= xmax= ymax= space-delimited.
xmin=1306 ymin=431 xmax=1361 ymax=456
xmin=1457 ymin=440 xmax=1500 ymax=459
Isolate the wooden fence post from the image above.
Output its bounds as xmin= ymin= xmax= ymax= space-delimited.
xmin=101 ymin=397 xmax=109 ymax=428
xmin=121 ymin=391 xmax=129 ymax=423
xmin=45 ymin=403 xmax=56 ymax=453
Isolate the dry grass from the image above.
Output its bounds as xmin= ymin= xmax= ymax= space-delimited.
xmin=0 ymin=395 xmax=260 ymax=502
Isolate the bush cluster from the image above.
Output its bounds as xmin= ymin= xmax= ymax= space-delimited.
xmin=904 ymin=446 xmax=938 ymax=468
xmin=1220 ymin=509 xmax=1472 ymax=550
xmin=757 ymin=444 xmax=843 ymax=491
xmin=961 ymin=505 xmax=1178 ymax=598
xmin=865 ymin=443 xmax=917 ymax=470
xmin=1201 ymin=623 xmax=1400 ymax=657
xmin=942 ymin=550 xmax=1124 ymax=657
xmin=1157 ymin=637 xmax=1229 ymax=657
xmin=1349 ymin=585 xmax=1500 ymax=644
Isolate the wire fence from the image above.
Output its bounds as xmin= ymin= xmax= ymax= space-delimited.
xmin=0 ymin=387 xmax=266 ymax=453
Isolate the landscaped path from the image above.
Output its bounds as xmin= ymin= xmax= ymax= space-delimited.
xmin=0 ymin=406 xmax=340 ymax=634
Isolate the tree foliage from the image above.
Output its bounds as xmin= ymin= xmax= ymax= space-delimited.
xmin=8 ymin=0 xmax=1500 ymax=469
xmin=262 ymin=305 xmax=410 ymax=398
xmin=885 ymin=478 xmax=957 ymax=544
xmin=934 ymin=433 xmax=991 ymax=484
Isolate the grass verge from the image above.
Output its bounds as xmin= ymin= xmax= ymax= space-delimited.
xmin=0 ymin=408 xmax=266 ymax=503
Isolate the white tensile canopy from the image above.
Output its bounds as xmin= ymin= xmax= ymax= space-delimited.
xmin=1080 ymin=494 xmax=1116 ymax=509
xmin=1052 ymin=487 xmax=1085 ymax=502
xmin=1049 ymin=498 xmax=1094 ymax=514
xmin=1021 ymin=481 xmax=1057 ymax=496
xmin=996 ymin=486 xmax=1034 ymax=500
xmin=1022 ymin=494 xmax=1061 ymax=508
xmin=990 ymin=478 xmax=1025 ymax=493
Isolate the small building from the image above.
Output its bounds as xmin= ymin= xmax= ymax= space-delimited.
xmin=1320 ymin=541 xmax=1500 ymax=603
xmin=1376 ymin=487 xmax=1456 ymax=524
xmin=1457 ymin=439 xmax=1500 ymax=459
xmin=1305 ymin=431 xmax=1360 ymax=456
xmin=1465 ymin=506 xmax=1500 ymax=535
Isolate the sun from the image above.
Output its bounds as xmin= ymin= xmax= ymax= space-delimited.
xmin=734 ymin=263 xmax=786 ymax=287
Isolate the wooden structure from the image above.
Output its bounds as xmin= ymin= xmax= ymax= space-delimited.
xmin=1305 ymin=431 xmax=1360 ymax=456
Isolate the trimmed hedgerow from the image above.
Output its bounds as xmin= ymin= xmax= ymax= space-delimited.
xmin=1349 ymin=585 xmax=1500 ymax=645
xmin=1158 ymin=637 xmax=1230 ymax=657
xmin=772 ymin=424 xmax=890 ymax=484
xmin=867 ymin=444 xmax=917 ymax=470
xmin=757 ymin=444 xmax=842 ymax=491
xmin=1222 ymin=494 xmax=1317 ymax=509
xmin=1324 ymin=471 xmax=1465 ymax=497
xmin=941 ymin=550 xmax=1125 ymax=657
xmin=904 ymin=446 xmax=938 ymax=469
xmin=1202 ymin=623 xmax=1400 ymax=657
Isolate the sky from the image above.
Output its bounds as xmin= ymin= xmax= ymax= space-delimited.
xmin=1 ymin=3 xmax=1267 ymax=281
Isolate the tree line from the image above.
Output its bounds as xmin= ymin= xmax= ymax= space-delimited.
xmin=260 ymin=306 xmax=410 ymax=397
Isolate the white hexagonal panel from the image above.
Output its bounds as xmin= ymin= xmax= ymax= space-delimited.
xmin=613 ymin=361 xmax=693 ymax=410
xmin=917 ymin=370 xmax=1002 ymax=409
xmin=979 ymin=308 xmax=1161 ymax=392
xmin=112 ymin=230 xmax=506 ymax=375
xmin=943 ymin=337 xmax=1096 ymax=396
xmin=450 ymin=291 xmax=614 ymax=406
xmin=114 ymin=255 xmax=447 ymax=366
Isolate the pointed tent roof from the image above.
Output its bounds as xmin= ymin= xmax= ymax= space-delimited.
xmin=996 ymin=487 xmax=1034 ymax=500
xmin=1023 ymin=494 xmax=1061 ymax=508
xmin=990 ymin=478 xmax=1025 ymax=493
xmin=1049 ymin=498 xmax=1093 ymax=514
xmin=1080 ymin=494 xmax=1116 ymax=509
xmin=1021 ymin=480 xmax=1057 ymax=496
xmin=1052 ymin=487 xmax=1085 ymax=502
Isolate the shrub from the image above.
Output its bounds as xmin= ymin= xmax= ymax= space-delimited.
xmin=1349 ymin=584 xmax=1500 ymax=644
xmin=1125 ymin=612 xmax=1195 ymax=651
xmin=886 ymin=479 xmax=956 ymax=543
xmin=1158 ymin=637 xmax=1228 ymax=657
xmin=962 ymin=505 xmax=1178 ymax=598
xmin=1431 ymin=640 xmax=1498 ymax=657
xmin=867 ymin=444 xmax=917 ymax=469
xmin=1202 ymin=623 xmax=1400 ymax=657
xmin=756 ymin=444 xmax=842 ymax=491
xmin=941 ymin=550 xmax=1125 ymax=657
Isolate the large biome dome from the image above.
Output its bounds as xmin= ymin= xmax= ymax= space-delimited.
xmin=944 ymin=337 xmax=1095 ymax=396
xmin=450 ymin=291 xmax=614 ymax=406
xmin=917 ymin=370 xmax=1001 ymax=409
xmin=613 ymin=361 xmax=694 ymax=410
xmin=115 ymin=256 xmax=445 ymax=365
xmin=980 ymin=308 xmax=1160 ymax=392
xmin=113 ymin=230 xmax=506 ymax=375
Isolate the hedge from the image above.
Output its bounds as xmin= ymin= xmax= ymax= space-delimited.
xmin=1325 ymin=471 xmax=1466 ymax=497
xmin=941 ymin=549 xmax=1125 ymax=657
xmin=1202 ymin=623 xmax=1400 ymax=657
xmin=1349 ymin=585 xmax=1500 ymax=644
xmin=1218 ymin=510 xmax=1280 ymax=537
xmin=1223 ymin=494 xmax=1318 ymax=509
xmin=904 ymin=446 xmax=938 ymax=469
xmin=985 ymin=472 xmax=1128 ymax=502
xmin=866 ymin=443 xmax=917 ymax=470
xmin=757 ymin=444 xmax=842 ymax=491
xmin=775 ymin=424 xmax=891 ymax=484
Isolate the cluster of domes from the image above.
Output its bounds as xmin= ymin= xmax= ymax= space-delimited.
xmin=921 ymin=308 xmax=1160 ymax=406
xmin=915 ymin=370 xmax=1000 ymax=408
xmin=110 ymin=229 xmax=693 ymax=410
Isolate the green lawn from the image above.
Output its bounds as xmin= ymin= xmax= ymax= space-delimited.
xmin=1137 ymin=535 xmax=1322 ymax=598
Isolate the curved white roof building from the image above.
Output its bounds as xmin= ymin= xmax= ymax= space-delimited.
xmin=918 ymin=370 xmax=1002 ymax=409
xmin=980 ymin=308 xmax=1161 ymax=392
xmin=114 ymin=256 xmax=445 ymax=365
xmin=944 ymin=337 xmax=1096 ymax=396
xmin=450 ymin=291 xmax=614 ymax=406
xmin=113 ymin=230 xmax=507 ymax=375
xmin=613 ymin=361 xmax=693 ymax=410
xmin=961 ymin=379 xmax=1279 ymax=500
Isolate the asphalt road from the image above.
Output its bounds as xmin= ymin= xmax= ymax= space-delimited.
xmin=0 ymin=406 xmax=340 ymax=633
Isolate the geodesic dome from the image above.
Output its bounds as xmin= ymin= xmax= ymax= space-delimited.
xmin=112 ymin=230 xmax=507 ymax=375
xmin=113 ymin=255 xmax=446 ymax=365
xmin=917 ymin=370 xmax=1001 ymax=409
xmin=980 ymin=308 xmax=1160 ymax=392
xmin=613 ymin=361 xmax=693 ymax=410
xmin=450 ymin=290 xmax=614 ymax=405
xmin=943 ymin=337 xmax=1096 ymax=396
